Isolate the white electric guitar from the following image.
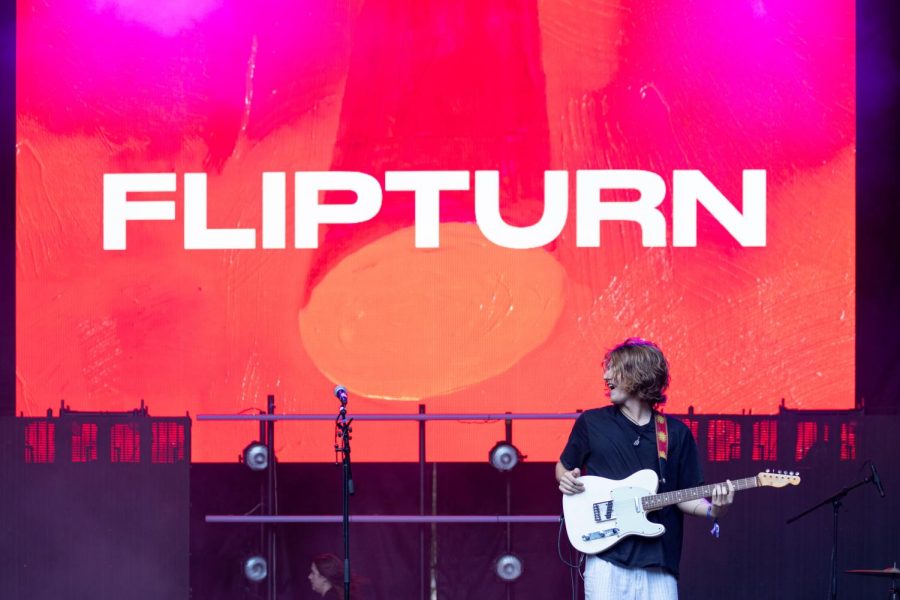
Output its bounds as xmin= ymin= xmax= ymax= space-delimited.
xmin=562 ymin=469 xmax=800 ymax=554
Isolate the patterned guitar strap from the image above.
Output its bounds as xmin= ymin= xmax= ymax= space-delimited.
xmin=654 ymin=411 xmax=668 ymax=484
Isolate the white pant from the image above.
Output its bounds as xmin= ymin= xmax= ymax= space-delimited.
xmin=584 ymin=556 xmax=678 ymax=600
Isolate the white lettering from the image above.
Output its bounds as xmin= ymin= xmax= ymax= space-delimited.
xmin=672 ymin=170 xmax=767 ymax=246
xmin=474 ymin=170 xmax=568 ymax=249
xmin=102 ymin=173 xmax=176 ymax=250
xmin=295 ymin=171 xmax=382 ymax=249
xmin=262 ymin=172 xmax=287 ymax=249
xmin=100 ymin=170 xmax=768 ymax=250
xmin=576 ymin=170 xmax=666 ymax=247
xmin=385 ymin=171 xmax=469 ymax=248
xmin=184 ymin=173 xmax=255 ymax=249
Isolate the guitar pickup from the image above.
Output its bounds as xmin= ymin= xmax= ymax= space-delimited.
xmin=592 ymin=501 xmax=614 ymax=522
xmin=581 ymin=528 xmax=620 ymax=542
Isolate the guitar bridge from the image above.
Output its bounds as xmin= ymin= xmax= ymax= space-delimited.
xmin=581 ymin=528 xmax=620 ymax=542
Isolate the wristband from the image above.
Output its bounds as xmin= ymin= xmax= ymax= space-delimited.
xmin=706 ymin=504 xmax=720 ymax=538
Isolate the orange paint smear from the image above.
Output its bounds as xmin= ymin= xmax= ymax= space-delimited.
xmin=299 ymin=223 xmax=566 ymax=400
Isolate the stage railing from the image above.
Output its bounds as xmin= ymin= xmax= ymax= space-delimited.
xmin=198 ymin=409 xmax=577 ymax=524
xmin=206 ymin=515 xmax=560 ymax=523
xmin=197 ymin=412 xmax=581 ymax=421
xmin=198 ymin=409 xmax=575 ymax=525
xmin=198 ymin=408 xmax=574 ymax=600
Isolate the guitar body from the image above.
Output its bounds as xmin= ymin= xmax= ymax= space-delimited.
xmin=562 ymin=468 xmax=801 ymax=554
xmin=562 ymin=469 xmax=665 ymax=555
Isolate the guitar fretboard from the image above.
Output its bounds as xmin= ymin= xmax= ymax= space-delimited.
xmin=641 ymin=476 xmax=758 ymax=511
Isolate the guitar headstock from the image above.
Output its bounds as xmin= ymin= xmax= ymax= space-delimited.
xmin=757 ymin=469 xmax=801 ymax=488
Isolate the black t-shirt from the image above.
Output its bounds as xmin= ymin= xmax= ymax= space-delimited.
xmin=559 ymin=405 xmax=703 ymax=578
xmin=322 ymin=587 xmax=341 ymax=599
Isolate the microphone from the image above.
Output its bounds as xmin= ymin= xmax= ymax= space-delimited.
xmin=870 ymin=462 xmax=886 ymax=498
xmin=334 ymin=385 xmax=349 ymax=405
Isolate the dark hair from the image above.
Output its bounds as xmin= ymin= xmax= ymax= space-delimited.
xmin=604 ymin=338 xmax=670 ymax=406
xmin=312 ymin=553 xmax=361 ymax=600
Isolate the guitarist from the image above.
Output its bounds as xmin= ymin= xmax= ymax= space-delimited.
xmin=555 ymin=338 xmax=735 ymax=599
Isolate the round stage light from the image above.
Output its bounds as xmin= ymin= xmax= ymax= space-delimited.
xmin=243 ymin=556 xmax=268 ymax=582
xmin=242 ymin=442 xmax=268 ymax=471
xmin=494 ymin=554 xmax=523 ymax=582
xmin=488 ymin=442 xmax=521 ymax=471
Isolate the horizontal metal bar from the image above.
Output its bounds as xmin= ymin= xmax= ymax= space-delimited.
xmin=206 ymin=515 xmax=561 ymax=524
xmin=197 ymin=413 xmax=581 ymax=422
xmin=197 ymin=411 xmax=857 ymax=423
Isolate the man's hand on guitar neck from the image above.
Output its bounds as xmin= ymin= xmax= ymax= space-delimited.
xmin=678 ymin=479 xmax=736 ymax=520
xmin=556 ymin=461 xmax=585 ymax=495
xmin=710 ymin=479 xmax=736 ymax=518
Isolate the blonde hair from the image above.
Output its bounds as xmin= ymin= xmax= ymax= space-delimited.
xmin=604 ymin=338 xmax=670 ymax=406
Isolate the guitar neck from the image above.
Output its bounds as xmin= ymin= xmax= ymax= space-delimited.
xmin=641 ymin=476 xmax=758 ymax=511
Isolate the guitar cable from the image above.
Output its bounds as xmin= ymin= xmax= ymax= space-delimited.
xmin=557 ymin=514 xmax=584 ymax=600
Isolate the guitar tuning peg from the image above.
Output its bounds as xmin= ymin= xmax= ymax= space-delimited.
xmin=766 ymin=468 xmax=770 ymax=473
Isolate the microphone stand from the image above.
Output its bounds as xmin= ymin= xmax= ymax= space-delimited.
xmin=786 ymin=471 xmax=877 ymax=600
xmin=336 ymin=398 xmax=355 ymax=599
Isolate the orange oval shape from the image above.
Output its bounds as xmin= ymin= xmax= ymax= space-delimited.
xmin=299 ymin=223 xmax=566 ymax=400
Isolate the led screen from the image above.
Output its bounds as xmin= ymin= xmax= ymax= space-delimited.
xmin=16 ymin=0 xmax=855 ymax=461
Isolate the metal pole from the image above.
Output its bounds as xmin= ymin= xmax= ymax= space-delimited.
xmin=505 ymin=415 xmax=513 ymax=600
xmin=343 ymin=441 xmax=351 ymax=599
xmin=419 ymin=403 xmax=426 ymax=600
xmin=831 ymin=499 xmax=840 ymax=600
xmin=266 ymin=394 xmax=276 ymax=600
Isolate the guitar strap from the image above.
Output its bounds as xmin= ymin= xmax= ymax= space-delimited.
xmin=654 ymin=412 xmax=668 ymax=484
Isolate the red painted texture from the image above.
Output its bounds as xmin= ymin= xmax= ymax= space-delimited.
xmin=16 ymin=0 xmax=855 ymax=461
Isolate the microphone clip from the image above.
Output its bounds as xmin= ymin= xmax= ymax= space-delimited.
xmin=334 ymin=385 xmax=349 ymax=406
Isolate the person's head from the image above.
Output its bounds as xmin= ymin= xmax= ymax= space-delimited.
xmin=309 ymin=554 xmax=341 ymax=597
xmin=602 ymin=338 xmax=670 ymax=407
